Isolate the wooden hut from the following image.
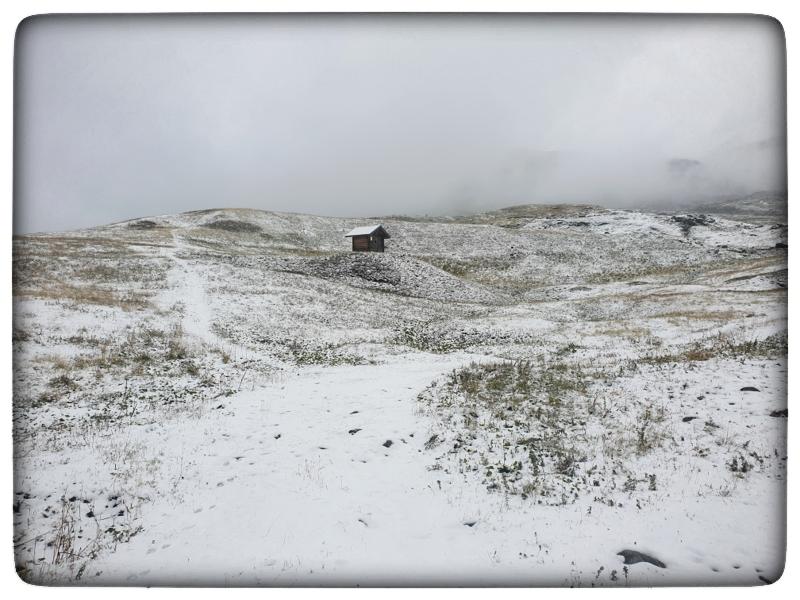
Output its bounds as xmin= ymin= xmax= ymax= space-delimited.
xmin=345 ymin=225 xmax=390 ymax=252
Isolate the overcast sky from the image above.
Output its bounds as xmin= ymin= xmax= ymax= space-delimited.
xmin=15 ymin=14 xmax=786 ymax=233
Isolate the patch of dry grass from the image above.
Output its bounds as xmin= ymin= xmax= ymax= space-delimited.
xmin=594 ymin=324 xmax=652 ymax=339
xmin=13 ymin=233 xmax=169 ymax=310
xmin=651 ymin=309 xmax=749 ymax=322
xmin=15 ymin=283 xmax=151 ymax=311
xmin=641 ymin=332 xmax=787 ymax=365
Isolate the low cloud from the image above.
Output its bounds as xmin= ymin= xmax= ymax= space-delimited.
xmin=14 ymin=14 xmax=786 ymax=233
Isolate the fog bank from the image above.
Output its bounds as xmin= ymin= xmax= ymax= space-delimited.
xmin=15 ymin=14 xmax=786 ymax=233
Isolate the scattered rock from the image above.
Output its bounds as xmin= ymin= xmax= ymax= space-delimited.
xmin=274 ymin=433 xmax=281 ymax=440
xmin=740 ymin=386 xmax=760 ymax=392
xmin=424 ymin=434 xmax=440 ymax=450
xmin=203 ymin=219 xmax=262 ymax=233
xmin=463 ymin=521 xmax=477 ymax=527
xmin=682 ymin=416 xmax=698 ymax=423
xmin=617 ymin=550 xmax=666 ymax=568
xmin=127 ymin=219 xmax=159 ymax=230
xmin=769 ymin=409 xmax=788 ymax=418
xmin=775 ymin=242 xmax=787 ymax=249
xmin=348 ymin=428 xmax=361 ymax=435
xmin=670 ymin=214 xmax=714 ymax=236
xmin=382 ymin=440 xmax=393 ymax=448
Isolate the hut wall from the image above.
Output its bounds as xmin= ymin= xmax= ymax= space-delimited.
xmin=352 ymin=235 xmax=370 ymax=251
xmin=369 ymin=236 xmax=385 ymax=252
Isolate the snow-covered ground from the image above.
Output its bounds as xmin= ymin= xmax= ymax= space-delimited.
xmin=12 ymin=204 xmax=787 ymax=585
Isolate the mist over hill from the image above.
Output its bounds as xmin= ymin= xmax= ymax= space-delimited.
xmin=15 ymin=15 xmax=785 ymax=234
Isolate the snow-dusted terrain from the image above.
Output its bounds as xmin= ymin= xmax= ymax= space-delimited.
xmin=12 ymin=204 xmax=787 ymax=586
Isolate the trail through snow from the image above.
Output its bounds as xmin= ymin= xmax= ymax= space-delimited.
xmin=162 ymin=233 xmax=262 ymax=364
xmin=89 ymin=356 xmax=522 ymax=585
xmin=92 ymin=236 xmax=535 ymax=584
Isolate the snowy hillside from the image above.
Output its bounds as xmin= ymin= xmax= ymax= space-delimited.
xmin=12 ymin=204 xmax=787 ymax=585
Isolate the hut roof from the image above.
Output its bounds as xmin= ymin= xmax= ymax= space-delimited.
xmin=344 ymin=225 xmax=390 ymax=239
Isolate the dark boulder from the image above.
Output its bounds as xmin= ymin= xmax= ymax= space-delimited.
xmin=670 ymin=214 xmax=714 ymax=236
xmin=617 ymin=550 xmax=666 ymax=568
